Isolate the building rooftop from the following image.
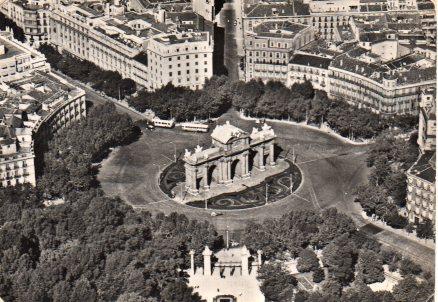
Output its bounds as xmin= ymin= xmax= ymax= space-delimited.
xmin=289 ymin=53 xmax=332 ymax=69
xmin=211 ymin=121 xmax=248 ymax=144
xmin=153 ymin=32 xmax=209 ymax=45
xmin=252 ymin=20 xmax=308 ymax=38
xmin=408 ymin=151 xmax=436 ymax=183
xmin=244 ymin=2 xmax=310 ymax=18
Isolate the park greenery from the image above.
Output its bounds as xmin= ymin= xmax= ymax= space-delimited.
xmin=38 ymin=44 xmax=136 ymax=100
xmin=354 ymin=131 xmax=434 ymax=238
xmin=240 ymin=208 xmax=432 ymax=301
xmin=37 ymin=103 xmax=140 ymax=199
xmin=0 ymin=103 xmax=222 ymax=301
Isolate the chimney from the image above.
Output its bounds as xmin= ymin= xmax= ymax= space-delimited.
xmin=202 ymin=246 xmax=212 ymax=276
xmin=189 ymin=250 xmax=195 ymax=275
xmin=241 ymin=246 xmax=250 ymax=276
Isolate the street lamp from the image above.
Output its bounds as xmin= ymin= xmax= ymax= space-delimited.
xmin=169 ymin=142 xmax=177 ymax=163
xmin=265 ymin=183 xmax=269 ymax=204
xmin=290 ymin=172 xmax=294 ymax=194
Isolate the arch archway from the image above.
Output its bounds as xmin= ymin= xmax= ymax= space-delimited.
xmin=207 ymin=165 xmax=219 ymax=186
xmin=231 ymin=159 xmax=241 ymax=180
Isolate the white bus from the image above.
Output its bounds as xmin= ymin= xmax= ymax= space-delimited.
xmin=152 ymin=118 xmax=175 ymax=128
xmin=181 ymin=122 xmax=209 ymax=133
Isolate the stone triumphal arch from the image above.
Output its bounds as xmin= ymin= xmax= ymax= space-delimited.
xmin=183 ymin=121 xmax=277 ymax=195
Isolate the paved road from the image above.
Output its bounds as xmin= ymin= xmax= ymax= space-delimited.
xmin=220 ymin=3 xmax=240 ymax=81
xmin=52 ymin=70 xmax=145 ymax=121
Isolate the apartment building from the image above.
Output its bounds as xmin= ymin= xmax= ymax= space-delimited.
xmin=244 ymin=20 xmax=314 ymax=83
xmin=417 ymin=88 xmax=436 ymax=153
xmin=147 ymin=32 xmax=213 ymax=90
xmin=0 ymin=29 xmax=50 ymax=83
xmin=328 ymin=49 xmax=435 ymax=115
xmin=50 ymin=2 xmax=213 ymax=90
xmin=287 ymin=52 xmax=332 ymax=91
xmin=406 ymin=151 xmax=436 ymax=224
xmin=0 ymin=71 xmax=86 ymax=187
xmin=406 ymin=89 xmax=436 ymax=224
xmin=2 ymin=0 xmax=51 ymax=47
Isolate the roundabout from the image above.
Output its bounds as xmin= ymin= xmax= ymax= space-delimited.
xmin=97 ymin=110 xmax=370 ymax=232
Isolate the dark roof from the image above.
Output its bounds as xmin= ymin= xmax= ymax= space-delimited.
xmin=133 ymin=52 xmax=148 ymax=66
xmin=289 ymin=54 xmax=332 ymax=69
xmin=409 ymin=151 xmax=436 ymax=183
xmin=244 ymin=2 xmax=310 ymax=17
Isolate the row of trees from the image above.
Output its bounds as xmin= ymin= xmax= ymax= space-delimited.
xmin=37 ymin=103 xmax=139 ymax=199
xmin=0 ymin=103 xmax=222 ymax=301
xmin=240 ymin=208 xmax=431 ymax=301
xmin=129 ymin=78 xmax=416 ymax=139
xmin=231 ymin=80 xmax=417 ymax=140
xmin=354 ymin=131 xmax=434 ymax=238
xmin=38 ymin=44 xmax=136 ymax=100
xmin=128 ymin=76 xmax=232 ymax=122
xmin=0 ymin=12 xmax=25 ymax=42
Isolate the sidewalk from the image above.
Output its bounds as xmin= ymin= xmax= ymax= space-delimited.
xmin=360 ymin=211 xmax=435 ymax=249
xmin=239 ymin=112 xmax=372 ymax=146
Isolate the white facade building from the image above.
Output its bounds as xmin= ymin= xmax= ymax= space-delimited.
xmin=0 ymin=30 xmax=50 ymax=83
xmin=147 ymin=32 xmax=213 ymax=90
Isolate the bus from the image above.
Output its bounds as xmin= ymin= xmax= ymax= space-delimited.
xmin=152 ymin=118 xmax=175 ymax=128
xmin=181 ymin=122 xmax=209 ymax=133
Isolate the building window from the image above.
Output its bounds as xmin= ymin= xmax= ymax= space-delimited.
xmin=178 ymin=71 xmax=181 ymax=75
xmin=186 ymin=55 xmax=189 ymax=59
xmin=204 ymin=54 xmax=207 ymax=57
xmin=169 ymin=72 xmax=172 ymax=76
xmin=204 ymin=68 xmax=207 ymax=72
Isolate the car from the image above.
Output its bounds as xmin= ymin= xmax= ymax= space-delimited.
xmin=210 ymin=211 xmax=223 ymax=217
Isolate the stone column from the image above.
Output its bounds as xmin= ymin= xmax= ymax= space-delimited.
xmin=258 ymin=147 xmax=265 ymax=171
xmin=202 ymin=246 xmax=212 ymax=276
xmin=203 ymin=166 xmax=210 ymax=190
xmin=189 ymin=250 xmax=195 ymax=275
xmin=269 ymin=143 xmax=275 ymax=166
xmin=217 ymin=161 xmax=223 ymax=184
xmin=185 ymin=164 xmax=198 ymax=195
xmin=241 ymin=246 xmax=250 ymax=276
xmin=242 ymin=153 xmax=250 ymax=178
xmin=221 ymin=160 xmax=229 ymax=184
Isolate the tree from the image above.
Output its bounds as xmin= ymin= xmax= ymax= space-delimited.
xmin=231 ymin=79 xmax=264 ymax=114
xmin=291 ymin=80 xmax=315 ymax=100
xmin=257 ymin=263 xmax=297 ymax=302
xmin=356 ymin=250 xmax=384 ymax=284
xmin=341 ymin=281 xmax=377 ymax=302
xmin=399 ymin=258 xmax=422 ymax=276
xmin=416 ymin=219 xmax=434 ymax=239
xmin=297 ymin=249 xmax=320 ymax=273
xmin=392 ymin=275 xmax=434 ymax=302
xmin=322 ymin=278 xmax=343 ymax=298
xmin=322 ymin=236 xmax=355 ymax=285
xmin=313 ymin=208 xmax=356 ymax=248
xmin=160 ymin=281 xmax=204 ymax=302
xmin=313 ymin=268 xmax=325 ymax=283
